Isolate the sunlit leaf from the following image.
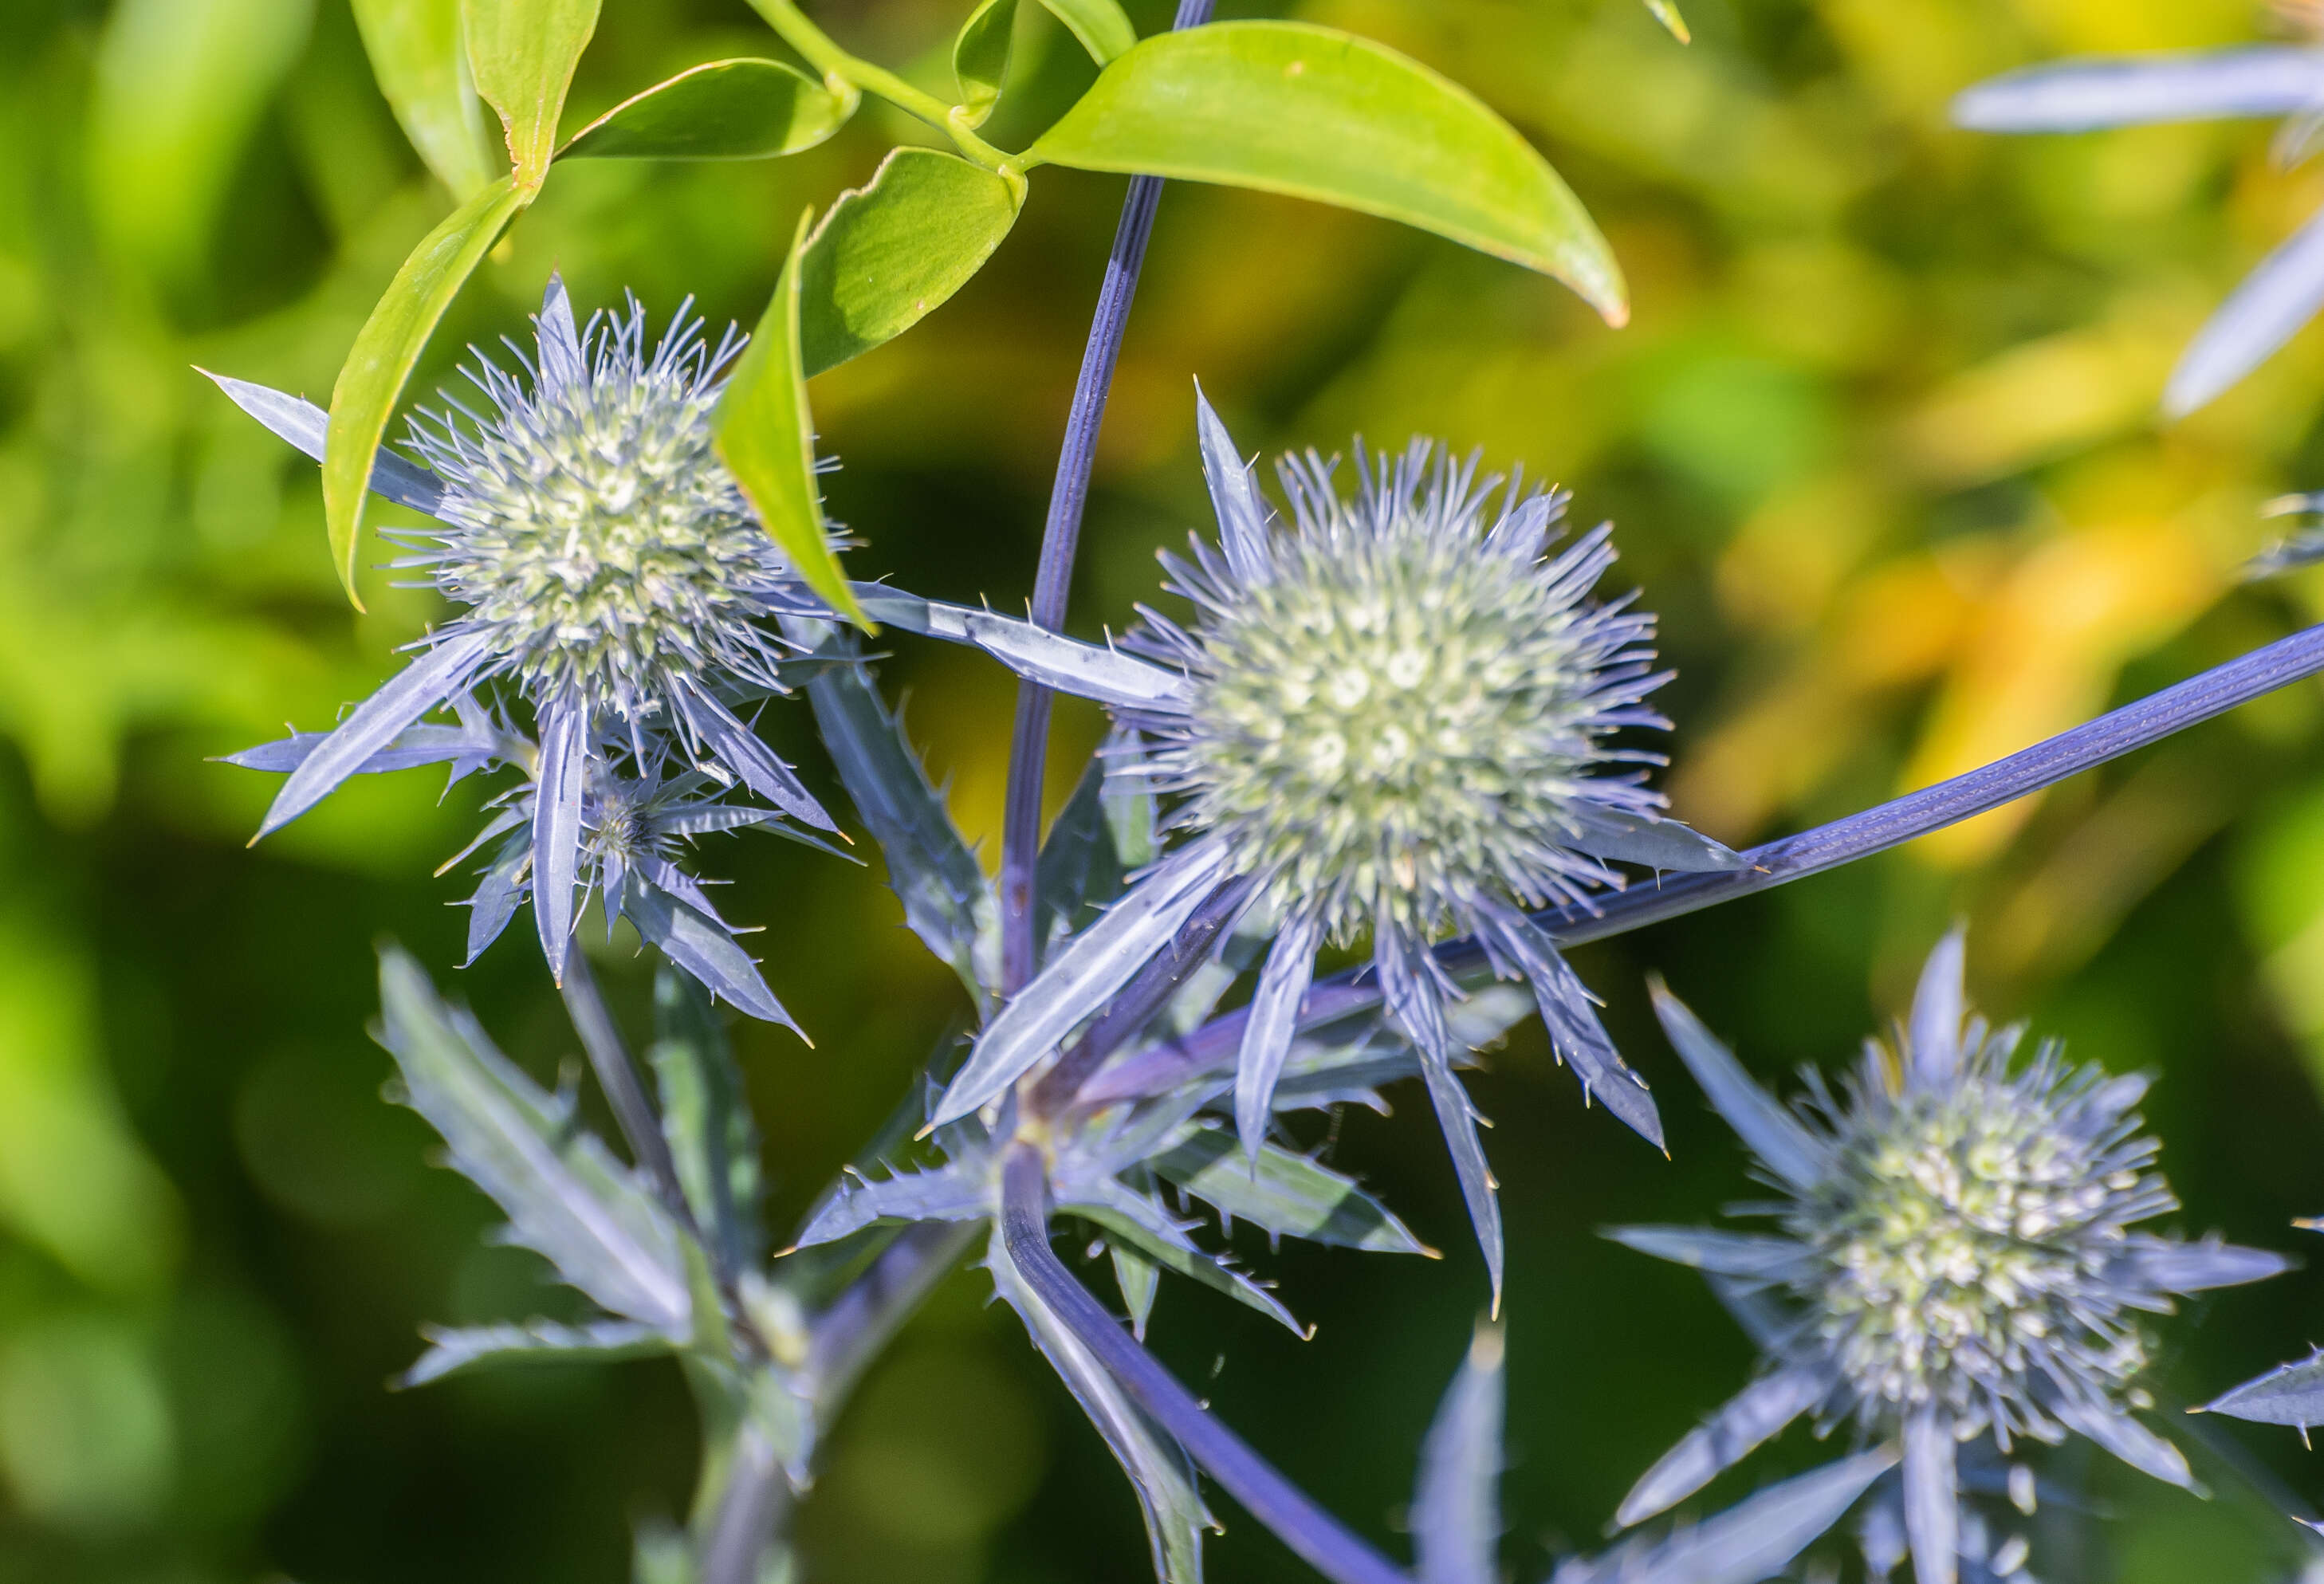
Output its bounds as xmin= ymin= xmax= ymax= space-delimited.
xmin=953 ymin=0 xmax=1017 ymax=128
xmin=460 ymin=0 xmax=601 ymax=183
xmin=717 ymin=210 xmax=867 ymax=627
xmin=1026 ymin=22 xmax=1625 ymax=323
xmin=799 ymin=147 xmax=1024 ymax=376
xmin=323 ymin=174 xmax=526 ymax=603
xmin=558 ymin=57 xmax=851 ymax=160
xmin=1040 ymin=0 xmax=1135 ymax=64
xmin=351 ymin=0 xmax=495 ymax=198
xmin=1641 ymin=0 xmax=1690 ymax=43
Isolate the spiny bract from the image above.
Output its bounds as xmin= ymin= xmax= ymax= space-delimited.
xmin=1132 ymin=439 xmax=1667 ymax=946
xmin=1610 ymin=933 xmax=2287 ymax=1584
xmin=1789 ymin=1024 xmax=2170 ymax=1437
xmin=400 ymin=292 xmax=799 ymax=729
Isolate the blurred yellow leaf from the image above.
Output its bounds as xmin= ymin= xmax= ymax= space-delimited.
xmin=1899 ymin=316 xmax=2183 ymax=484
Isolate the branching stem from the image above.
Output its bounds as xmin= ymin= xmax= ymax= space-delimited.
xmin=1078 ymin=621 xmax=2324 ymax=1104
xmin=999 ymin=0 xmax=1218 ymax=996
xmin=999 ymin=1144 xmax=1412 ymax=1584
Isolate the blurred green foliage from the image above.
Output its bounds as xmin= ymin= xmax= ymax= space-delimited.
xmin=12 ymin=0 xmax=2324 ymax=1580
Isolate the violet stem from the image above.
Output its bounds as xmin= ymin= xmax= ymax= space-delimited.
xmin=1079 ymin=620 xmax=2324 ymax=1104
xmin=559 ymin=948 xmax=690 ymax=1219
xmin=1030 ymin=872 xmax=1260 ymax=1114
xmin=700 ymin=1433 xmax=788 ymax=1584
xmin=999 ymin=1144 xmax=1413 ymax=1584
xmin=999 ymin=0 xmax=1218 ymax=996
xmin=806 ymin=1220 xmax=980 ymax=1413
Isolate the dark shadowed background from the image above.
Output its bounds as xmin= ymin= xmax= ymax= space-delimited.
xmin=9 ymin=0 xmax=2324 ymax=1579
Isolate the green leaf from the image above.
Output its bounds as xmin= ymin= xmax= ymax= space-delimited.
xmin=953 ymin=0 xmax=1017 ymax=129
xmin=1642 ymin=0 xmax=1691 ymax=42
xmin=558 ymin=57 xmax=851 ymax=160
xmin=800 ymin=631 xmax=997 ymax=1003
xmin=649 ymin=967 xmax=765 ymax=1279
xmin=324 ymin=174 xmax=527 ymax=604
xmin=1027 ymin=21 xmax=1626 ymax=324
xmin=1040 ymin=0 xmax=1135 ymax=65
xmin=1150 ymin=1124 xmax=1431 ymax=1254
xmin=401 ymin=1318 xmax=675 ymax=1387
xmin=1034 ymin=757 xmax=1127 ymax=965
xmin=799 ymin=147 xmax=1023 ymax=377
xmin=459 ymin=0 xmax=601 ymax=183
xmin=375 ymin=946 xmax=692 ymax=1330
xmin=1065 ymin=1181 xmax=1304 ymax=1334
xmin=351 ymin=0 xmax=496 ymax=198
xmin=717 ymin=210 xmax=867 ymax=627
xmin=1109 ymin=1239 xmax=1159 ymax=1340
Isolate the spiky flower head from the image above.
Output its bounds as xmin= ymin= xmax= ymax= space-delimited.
xmin=399 ymin=285 xmax=808 ymax=733
xmin=1787 ymin=1005 xmax=2169 ymax=1439
xmin=1610 ymin=931 xmax=2287 ymax=1584
xmin=934 ymin=391 xmax=1740 ymax=1311
xmin=1127 ymin=434 xmax=1666 ymax=949
xmin=215 ymin=277 xmax=836 ymax=1005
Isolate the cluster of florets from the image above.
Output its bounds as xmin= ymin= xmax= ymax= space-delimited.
xmin=1127 ymin=442 xmax=1667 ymax=945
xmin=399 ymin=297 xmax=801 ymax=733
xmin=1787 ymin=1031 xmax=2174 ymax=1441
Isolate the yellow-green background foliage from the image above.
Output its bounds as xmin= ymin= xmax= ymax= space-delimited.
xmin=9 ymin=0 xmax=2324 ymax=1579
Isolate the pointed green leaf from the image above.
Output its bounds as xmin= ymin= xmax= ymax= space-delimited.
xmin=799 ymin=147 xmax=1024 ymax=377
xmin=401 ymin=1318 xmax=675 ymax=1387
xmin=324 ymin=173 xmax=527 ymax=603
xmin=1035 ymin=757 xmax=1127 ymax=962
xmin=1027 ymin=21 xmax=1625 ymax=323
xmin=1152 ymin=1124 xmax=1429 ymax=1254
xmin=1065 ymin=1181 xmax=1304 ymax=1334
xmin=558 ymin=57 xmax=851 ymax=160
xmin=717 ymin=209 xmax=867 ymax=627
xmin=1642 ymin=0 xmax=1690 ymax=41
xmin=1041 ymin=0 xmax=1136 ymax=64
xmin=375 ymin=947 xmax=691 ymax=1330
xmin=352 ymin=0 xmax=497 ymax=198
xmin=460 ymin=0 xmax=601 ymax=182
xmin=800 ymin=631 xmax=997 ymax=1002
xmin=649 ymin=967 xmax=765 ymax=1278
xmin=1110 ymin=1240 xmax=1160 ymax=1339
xmin=953 ymin=0 xmax=1018 ymax=128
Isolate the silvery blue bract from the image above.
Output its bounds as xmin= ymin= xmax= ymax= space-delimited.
xmin=1606 ymin=930 xmax=2286 ymax=1584
xmin=214 ymin=278 xmax=842 ymax=1016
xmin=921 ymin=391 xmax=1741 ymax=1304
xmin=1954 ymin=31 xmax=2324 ymax=415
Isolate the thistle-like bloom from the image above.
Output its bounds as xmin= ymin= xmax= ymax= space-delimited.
xmin=1954 ymin=10 xmax=2324 ymax=415
xmin=927 ymin=391 xmax=1741 ymax=1299
xmin=213 ymin=277 xmax=836 ymax=988
xmin=1610 ymin=932 xmax=2286 ymax=1584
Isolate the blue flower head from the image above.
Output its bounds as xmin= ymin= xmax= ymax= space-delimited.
xmin=1610 ymin=931 xmax=2287 ymax=1584
xmin=926 ymin=391 xmax=1743 ymax=1304
xmin=214 ymin=278 xmax=836 ymax=1012
xmin=1955 ymin=22 xmax=2324 ymax=415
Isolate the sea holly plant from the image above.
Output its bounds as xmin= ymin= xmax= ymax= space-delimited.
xmin=314 ymin=0 xmax=1628 ymax=604
xmin=191 ymin=3 xmax=2324 ymax=1584
xmin=1603 ymin=933 xmax=2287 ymax=1584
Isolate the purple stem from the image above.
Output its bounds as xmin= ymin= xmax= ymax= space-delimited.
xmin=999 ymin=1144 xmax=1413 ymax=1584
xmin=1082 ymin=620 xmax=2324 ymax=1104
xmin=999 ymin=0 xmax=1219 ymax=996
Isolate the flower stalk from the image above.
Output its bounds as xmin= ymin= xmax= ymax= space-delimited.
xmin=1000 ymin=0 xmax=1218 ymax=995
xmin=997 ymin=1142 xmax=1414 ymax=1584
